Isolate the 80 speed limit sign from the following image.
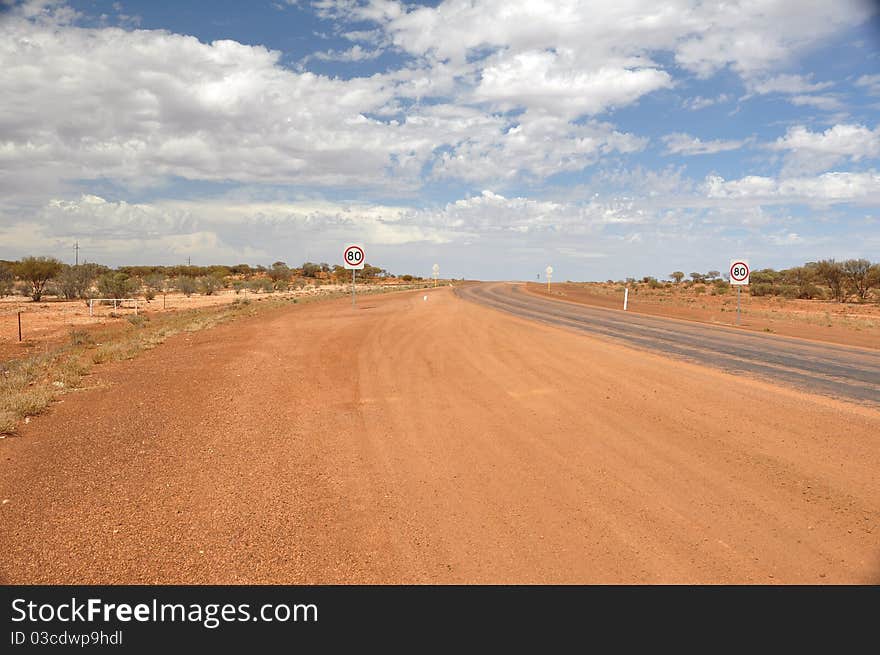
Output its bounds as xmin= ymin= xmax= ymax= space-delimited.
xmin=343 ymin=244 xmax=365 ymax=270
xmin=729 ymin=259 xmax=750 ymax=285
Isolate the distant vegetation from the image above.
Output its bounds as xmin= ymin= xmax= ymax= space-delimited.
xmin=0 ymin=258 xmax=429 ymax=302
xmin=613 ymin=259 xmax=880 ymax=303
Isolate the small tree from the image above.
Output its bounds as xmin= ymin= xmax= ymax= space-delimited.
xmin=177 ymin=276 xmax=197 ymax=297
xmin=143 ymin=273 xmax=166 ymax=301
xmin=783 ymin=266 xmax=819 ymax=299
xmin=268 ymin=261 xmax=290 ymax=282
xmin=57 ymin=263 xmax=102 ymax=300
xmin=15 ymin=256 xmax=63 ymax=301
xmin=97 ymin=272 xmax=139 ymax=299
xmin=842 ymin=259 xmax=874 ymax=301
xmin=301 ymin=262 xmax=321 ymax=277
xmin=869 ymin=264 xmax=880 ymax=302
xmin=670 ymin=271 xmax=685 ymax=283
xmin=199 ymin=275 xmax=222 ymax=296
xmin=690 ymin=272 xmax=705 ymax=283
xmin=0 ymin=262 xmax=14 ymax=297
xmin=814 ymin=260 xmax=845 ymax=302
xmin=706 ymin=270 xmax=720 ymax=281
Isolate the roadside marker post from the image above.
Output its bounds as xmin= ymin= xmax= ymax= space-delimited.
xmin=18 ymin=311 xmax=22 ymax=342
xmin=432 ymin=263 xmax=439 ymax=287
xmin=729 ymin=259 xmax=750 ymax=326
xmin=545 ymin=265 xmax=553 ymax=293
xmin=624 ymin=287 xmax=628 ymax=311
xmin=343 ymin=243 xmax=365 ymax=306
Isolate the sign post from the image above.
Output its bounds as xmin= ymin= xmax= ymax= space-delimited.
xmin=432 ymin=263 xmax=439 ymax=287
xmin=545 ymin=265 xmax=553 ymax=293
xmin=729 ymin=259 xmax=750 ymax=326
xmin=343 ymin=244 xmax=365 ymax=306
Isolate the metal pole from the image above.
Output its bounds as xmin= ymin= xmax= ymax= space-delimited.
xmin=18 ymin=311 xmax=22 ymax=341
xmin=737 ymin=286 xmax=741 ymax=326
xmin=352 ymin=269 xmax=356 ymax=306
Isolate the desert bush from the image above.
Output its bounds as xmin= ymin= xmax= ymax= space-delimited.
xmin=15 ymin=256 xmax=63 ymax=301
xmin=301 ymin=262 xmax=321 ymax=277
xmin=248 ymin=278 xmax=274 ymax=293
xmin=3 ymin=387 xmax=53 ymax=418
xmin=693 ymin=284 xmax=706 ymax=294
xmin=57 ymin=263 xmax=102 ymax=300
xmin=0 ymin=262 xmax=15 ymax=296
xmin=0 ymin=411 xmax=16 ymax=435
xmin=814 ymin=260 xmax=846 ymax=302
xmin=97 ymin=272 xmax=139 ymax=299
xmin=842 ymin=258 xmax=876 ymax=301
xmin=199 ymin=275 xmax=222 ymax=295
xmin=69 ymin=329 xmax=94 ymax=346
xmin=176 ymin=276 xmax=197 ymax=297
xmin=56 ymin=357 xmax=89 ymax=388
xmin=127 ymin=315 xmax=149 ymax=327
xmin=778 ymin=284 xmax=800 ymax=299
xmin=268 ymin=261 xmax=290 ymax=283
xmin=783 ymin=266 xmax=820 ymax=299
xmin=750 ymin=283 xmax=774 ymax=297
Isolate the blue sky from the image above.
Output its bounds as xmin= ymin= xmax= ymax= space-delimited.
xmin=1 ymin=0 xmax=879 ymax=280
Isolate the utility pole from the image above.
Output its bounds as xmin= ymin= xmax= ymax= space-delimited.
xmin=74 ymin=241 xmax=79 ymax=266
xmin=187 ymin=256 xmax=191 ymax=266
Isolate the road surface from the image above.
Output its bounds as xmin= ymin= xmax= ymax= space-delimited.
xmin=458 ymin=282 xmax=880 ymax=406
xmin=1 ymin=287 xmax=878 ymax=583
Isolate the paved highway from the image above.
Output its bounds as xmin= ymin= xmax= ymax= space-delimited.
xmin=457 ymin=282 xmax=880 ymax=406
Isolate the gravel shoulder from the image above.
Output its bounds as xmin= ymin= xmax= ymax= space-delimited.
xmin=1 ymin=286 xmax=878 ymax=583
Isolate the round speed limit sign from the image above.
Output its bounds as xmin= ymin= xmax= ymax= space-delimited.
xmin=729 ymin=259 xmax=750 ymax=285
xmin=343 ymin=244 xmax=365 ymax=270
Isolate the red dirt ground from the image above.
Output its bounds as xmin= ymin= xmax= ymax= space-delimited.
xmin=525 ymin=282 xmax=880 ymax=349
xmin=1 ymin=287 xmax=877 ymax=583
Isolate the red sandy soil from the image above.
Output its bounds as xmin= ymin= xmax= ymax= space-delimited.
xmin=526 ymin=282 xmax=880 ymax=350
xmin=1 ymin=287 xmax=877 ymax=583
xmin=0 ymin=284 xmax=408 ymax=364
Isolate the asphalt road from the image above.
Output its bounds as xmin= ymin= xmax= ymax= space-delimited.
xmin=457 ymin=282 xmax=880 ymax=406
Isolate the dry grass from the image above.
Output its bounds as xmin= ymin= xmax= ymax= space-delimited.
xmin=0 ymin=299 xmax=261 ymax=435
xmin=0 ymin=284 xmax=429 ymax=435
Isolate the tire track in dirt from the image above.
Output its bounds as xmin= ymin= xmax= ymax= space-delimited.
xmin=1 ymin=287 xmax=878 ymax=583
xmin=458 ymin=282 xmax=880 ymax=405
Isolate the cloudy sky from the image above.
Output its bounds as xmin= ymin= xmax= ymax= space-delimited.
xmin=1 ymin=0 xmax=879 ymax=280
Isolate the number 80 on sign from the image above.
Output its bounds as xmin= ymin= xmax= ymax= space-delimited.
xmin=729 ymin=259 xmax=749 ymax=285
xmin=343 ymin=244 xmax=365 ymax=270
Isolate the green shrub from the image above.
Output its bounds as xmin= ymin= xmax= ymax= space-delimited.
xmin=750 ymin=283 xmax=774 ymax=297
